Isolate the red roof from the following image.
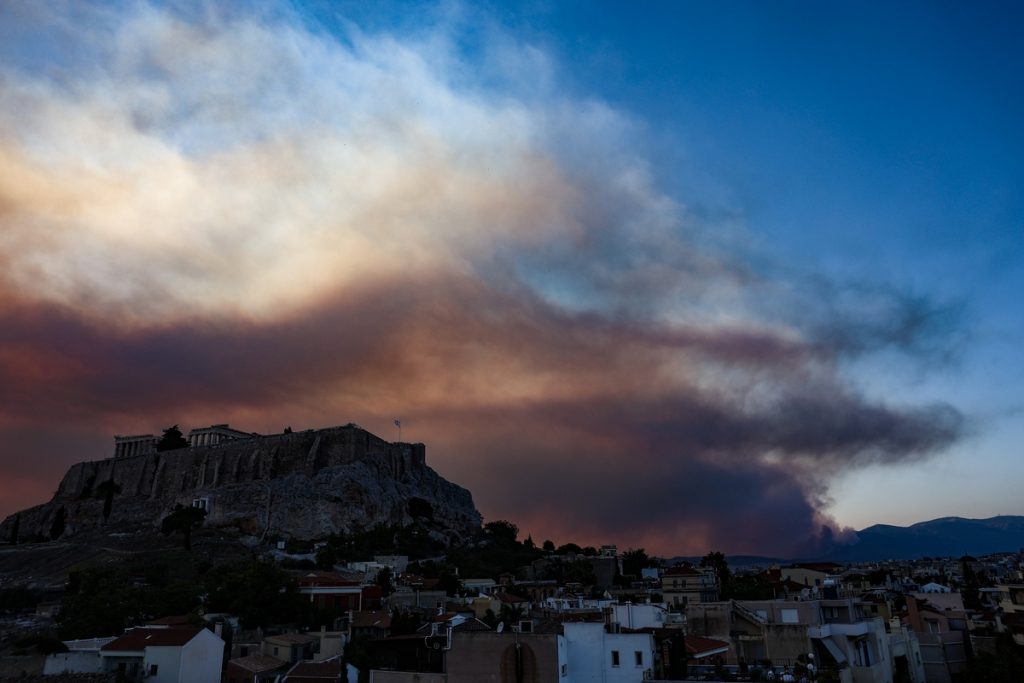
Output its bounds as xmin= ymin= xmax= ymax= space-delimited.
xmin=299 ymin=572 xmax=361 ymax=588
xmin=101 ymin=627 xmax=204 ymax=652
xmin=351 ymin=610 xmax=392 ymax=630
xmin=229 ymin=655 xmax=289 ymax=673
xmin=146 ymin=615 xmax=193 ymax=627
xmin=284 ymin=660 xmax=342 ymax=681
xmin=685 ymin=635 xmax=730 ymax=659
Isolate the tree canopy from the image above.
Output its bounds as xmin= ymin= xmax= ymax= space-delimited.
xmin=483 ymin=520 xmax=519 ymax=542
xmin=156 ymin=425 xmax=189 ymax=452
xmin=160 ymin=505 xmax=207 ymax=551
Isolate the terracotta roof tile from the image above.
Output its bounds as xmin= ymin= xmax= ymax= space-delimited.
xmin=229 ymin=655 xmax=289 ymax=673
xmin=101 ymin=627 xmax=204 ymax=652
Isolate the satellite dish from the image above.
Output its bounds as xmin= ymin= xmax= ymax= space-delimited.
xmin=496 ymin=622 xmax=504 ymax=632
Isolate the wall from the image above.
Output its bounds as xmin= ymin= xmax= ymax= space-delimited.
xmin=42 ymin=652 xmax=103 ymax=675
xmin=563 ymin=622 xmax=653 ymax=683
xmin=177 ymin=628 xmax=225 ymax=683
xmin=446 ymin=632 xmax=562 ymax=683
xmin=144 ymin=645 xmax=183 ymax=683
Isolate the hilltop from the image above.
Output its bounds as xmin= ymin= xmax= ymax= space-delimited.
xmin=0 ymin=423 xmax=481 ymax=570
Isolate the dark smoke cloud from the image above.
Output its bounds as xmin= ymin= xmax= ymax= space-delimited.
xmin=0 ymin=2 xmax=967 ymax=555
xmin=0 ymin=270 xmax=963 ymax=556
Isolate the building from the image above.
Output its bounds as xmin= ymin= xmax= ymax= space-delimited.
xmin=113 ymin=434 xmax=159 ymax=458
xmin=262 ymin=633 xmax=319 ymax=664
xmin=187 ymin=423 xmax=258 ymax=447
xmin=686 ymin=599 xmax=894 ymax=683
xmin=609 ymin=602 xmax=672 ymax=631
xmin=225 ymin=654 xmax=290 ymax=683
xmin=562 ymin=621 xmax=655 ymax=682
xmin=298 ymin=571 xmax=382 ymax=611
xmin=902 ymin=597 xmax=968 ymax=683
xmin=661 ymin=566 xmax=719 ymax=608
xmin=98 ymin=626 xmax=224 ymax=682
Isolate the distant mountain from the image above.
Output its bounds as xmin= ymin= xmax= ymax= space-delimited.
xmin=824 ymin=515 xmax=1024 ymax=562
xmin=668 ymin=555 xmax=790 ymax=569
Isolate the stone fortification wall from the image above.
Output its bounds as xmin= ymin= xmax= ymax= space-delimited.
xmin=1 ymin=425 xmax=480 ymax=544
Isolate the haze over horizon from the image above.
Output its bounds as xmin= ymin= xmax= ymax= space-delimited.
xmin=1 ymin=1 xmax=1021 ymax=557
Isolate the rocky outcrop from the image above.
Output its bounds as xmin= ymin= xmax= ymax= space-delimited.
xmin=0 ymin=424 xmax=481 ymax=544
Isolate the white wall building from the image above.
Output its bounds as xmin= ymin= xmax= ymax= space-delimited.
xmin=610 ymin=602 xmax=670 ymax=630
xmin=563 ymin=622 xmax=655 ymax=682
xmin=99 ymin=626 xmax=224 ymax=683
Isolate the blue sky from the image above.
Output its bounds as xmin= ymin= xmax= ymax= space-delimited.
xmin=0 ymin=0 xmax=1020 ymax=553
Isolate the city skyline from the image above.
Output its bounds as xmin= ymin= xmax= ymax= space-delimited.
xmin=0 ymin=1 xmax=1021 ymax=556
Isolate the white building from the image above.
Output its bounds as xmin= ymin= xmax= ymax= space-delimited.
xmin=563 ymin=621 xmax=655 ymax=682
xmin=610 ymin=602 xmax=671 ymax=630
xmin=43 ymin=637 xmax=115 ymax=675
xmin=99 ymin=626 xmax=224 ymax=682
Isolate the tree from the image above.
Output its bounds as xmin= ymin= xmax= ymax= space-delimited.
xmin=701 ymin=551 xmax=732 ymax=597
xmin=376 ymin=567 xmax=395 ymax=597
xmin=523 ymin=535 xmax=535 ymax=550
xmin=484 ymin=520 xmax=519 ymax=542
xmin=408 ymin=497 xmax=434 ymax=520
xmin=95 ymin=480 xmax=122 ymax=521
xmin=542 ymin=540 xmax=555 ymax=552
xmin=203 ymin=561 xmax=310 ymax=629
xmin=390 ymin=610 xmax=423 ymax=636
xmin=964 ymin=632 xmax=1024 ymax=682
xmin=556 ymin=542 xmax=582 ymax=555
xmin=156 ymin=425 xmax=189 ymax=452
xmin=316 ymin=545 xmax=338 ymax=570
xmin=621 ymin=548 xmax=652 ymax=577
xmin=160 ymin=505 xmax=207 ymax=551
xmin=437 ymin=572 xmax=462 ymax=597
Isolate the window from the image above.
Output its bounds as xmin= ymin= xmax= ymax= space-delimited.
xmin=561 ymin=664 xmax=567 ymax=677
xmin=635 ymin=651 xmax=643 ymax=666
xmin=781 ymin=608 xmax=799 ymax=624
xmin=273 ymin=646 xmax=279 ymax=656
xmin=150 ymin=665 xmax=159 ymax=676
xmin=611 ymin=650 xmax=620 ymax=667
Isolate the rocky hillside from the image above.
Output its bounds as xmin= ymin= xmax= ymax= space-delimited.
xmin=0 ymin=424 xmax=481 ymax=545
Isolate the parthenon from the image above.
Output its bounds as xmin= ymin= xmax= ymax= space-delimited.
xmin=113 ymin=424 xmax=259 ymax=458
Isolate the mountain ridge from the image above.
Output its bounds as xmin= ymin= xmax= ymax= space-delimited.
xmin=826 ymin=514 xmax=1024 ymax=562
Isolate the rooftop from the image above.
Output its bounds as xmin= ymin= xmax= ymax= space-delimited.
xmin=101 ymin=627 xmax=204 ymax=652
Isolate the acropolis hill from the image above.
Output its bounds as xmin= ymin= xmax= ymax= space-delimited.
xmin=0 ymin=423 xmax=482 ymax=544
